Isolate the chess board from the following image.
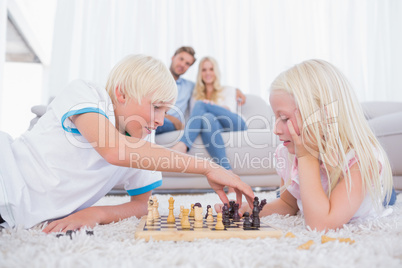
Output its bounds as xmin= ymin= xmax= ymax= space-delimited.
xmin=135 ymin=215 xmax=282 ymax=241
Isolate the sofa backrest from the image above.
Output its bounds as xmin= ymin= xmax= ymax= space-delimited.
xmin=239 ymin=94 xmax=274 ymax=129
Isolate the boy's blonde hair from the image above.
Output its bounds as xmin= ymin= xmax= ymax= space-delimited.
xmin=193 ymin=57 xmax=223 ymax=103
xmin=106 ymin=54 xmax=177 ymax=105
xmin=270 ymin=59 xmax=393 ymax=207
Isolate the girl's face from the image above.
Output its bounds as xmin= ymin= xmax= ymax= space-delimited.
xmin=115 ymin=94 xmax=171 ymax=139
xmin=269 ymin=90 xmax=301 ymax=154
xmin=201 ymin=60 xmax=216 ymax=86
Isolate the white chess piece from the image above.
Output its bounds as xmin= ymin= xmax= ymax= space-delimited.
xmin=194 ymin=206 xmax=203 ymax=228
xmin=146 ymin=207 xmax=154 ymax=225
xmin=206 ymin=207 xmax=214 ymax=222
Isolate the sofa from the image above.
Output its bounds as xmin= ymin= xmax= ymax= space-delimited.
xmin=29 ymin=98 xmax=402 ymax=193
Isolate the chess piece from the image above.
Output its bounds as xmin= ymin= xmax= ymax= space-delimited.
xmin=229 ymin=201 xmax=235 ymax=219
xmin=243 ymin=212 xmax=252 ymax=230
xmin=179 ymin=205 xmax=184 ymax=219
xmin=206 ymin=207 xmax=214 ymax=222
xmin=205 ymin=205 xmax=211 ymax=219
xmin=214 ymin=212 xmax=225 ymax=230
xmin=152 ymin=196 xmax=160 ymax=219
xmin=251 ymin=197 xmax=260 ymax=228
xmin=181 ymin=208 xmax=191 ymax=229
xmin=146 ymin=206 xmax=154 ymax=225
xmin=222 ymin=203 xmax=231 ymax=227
xmin=189 ymin=204 xmax=195 ymax=217
xmin=259 ymin=199 xmax=267 ymax=211
xmin=194 ymin=206 xmax=203 ymax=228
xmin=167 ymin=197 xmax=175 ymax=224
xmin=232 ymin=203 xmax=240 ymax=222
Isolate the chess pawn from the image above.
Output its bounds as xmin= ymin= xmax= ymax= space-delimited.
xmin=205 ymin=205 xmax=211 ymax=219
xmin=179 ymin=206 xmax=184 ymax=219
xmin=194 ymin=206 xmax=203 ymax=228
xmin=206 ymin=207 xmax=214 ymax=222
xmin=215 ymin=213 xmax=225 ymax=230
xmin=243 ymin=212 xmax=252 ymax=230
xmin=181 ymin=208 xmax=191 ymax=229
xmin=189 ymin=204 xmax=195 ymax=218
xmin=167 ymin=197 xmax=175 ymax=224
xmin=146 ymin=207 xmax=154 ymax=225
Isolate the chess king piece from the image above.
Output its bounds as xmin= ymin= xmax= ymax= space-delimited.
xmin=251 ymin=197 xmax=260 ymax=228
xmin=167 ymin=197 xmax=175 ymax=224
xmin=181 ymin=208 xmax=191 ymax=229
xmin=214 ymin=212 xmax=225 ymax=230
xmin=242 ymin=212 xmax=252 ymax=230
xmin=193 ymin=206 xmax=203 ymax=228
xmin=206 ymin=207 xmax=214 ymax=222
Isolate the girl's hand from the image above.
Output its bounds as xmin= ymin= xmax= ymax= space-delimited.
xmin=287 ymin=109 xmax=319 ymax=159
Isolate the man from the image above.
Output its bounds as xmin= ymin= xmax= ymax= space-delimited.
xmin=156 ymin=46 xmax=246 ymax=135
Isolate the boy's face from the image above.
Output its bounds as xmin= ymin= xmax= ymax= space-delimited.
xmin=269 ymin=90 xmax=300 ymax=155
xmin=115 ymin=95 xmax=171 ymax=139
xmin=170 ymin=52 xmax=195 ymax=78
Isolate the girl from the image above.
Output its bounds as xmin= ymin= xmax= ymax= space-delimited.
xmin=171 ymin=57 xmax=247 ymax=193
xmin=218 ymin=59 xmax=395 ymax=231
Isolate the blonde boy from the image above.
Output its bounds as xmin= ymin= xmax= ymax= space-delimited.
xmin=0 ymin=55 xmax=254 ymax=232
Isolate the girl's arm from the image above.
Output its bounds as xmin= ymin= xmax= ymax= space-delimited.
xmin=43 ymin=192 xmax=151 ymax=233
xmin=71 ymin=112 xmax=254 ymax=207
xmin=288 ymin=111 xmax=365 ymax=231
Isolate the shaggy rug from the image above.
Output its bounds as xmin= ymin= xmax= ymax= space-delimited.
xmin=1 ymin=191 xmax=401 ymax=268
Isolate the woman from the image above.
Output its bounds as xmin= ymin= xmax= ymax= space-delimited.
xmin=171 ymin=56 xmax=247 ymax=193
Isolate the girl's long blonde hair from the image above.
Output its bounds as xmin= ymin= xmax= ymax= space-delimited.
xmin=271 ymin=59 xmax=393 ymax=207
xmin=193 ymin=57 xmax=224 ymax=103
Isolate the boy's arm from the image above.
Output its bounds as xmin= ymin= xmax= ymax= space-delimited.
xmin=43 ymin=192 xmax=151 ymax=233
xmin=71 ymin=112 xmax=254 ymax=207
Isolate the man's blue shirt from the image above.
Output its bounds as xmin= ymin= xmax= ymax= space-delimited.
xmin=167 ymin=77 xmax=195 ymax=121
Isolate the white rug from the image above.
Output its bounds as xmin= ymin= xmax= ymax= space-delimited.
xmin=1 ymin=191 xmax=402 ymax=268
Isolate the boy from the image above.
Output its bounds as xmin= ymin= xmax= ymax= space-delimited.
xmin=0 ymin=55 xmax=254 ymax=232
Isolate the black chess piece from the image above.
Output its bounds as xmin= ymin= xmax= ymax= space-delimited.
xmin=194 ymin=202 xmax=202 ymax=207
xmin=222 ymin=203 xmax=231 ymax=227
xmin=232 ymin=203 xmax=240 ymax=222
xmin=251 ymin=196 xmax=260 ymax=218
xmin=243 ymin=212 xmax=252 ymax=230
xmin=251 ymin=197 xmax=260 ymax=228
xmin=229 ymin=200 xmax=235 ymax=219
xmin=205 ymin=205 xmax=211 ymax=219
xmin=259 ymin=199 xmax=267 ymax=211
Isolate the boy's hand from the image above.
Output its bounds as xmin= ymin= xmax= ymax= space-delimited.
xmin=204 ymin=164 xmax=254 ymax=209
xmin=42 ymin=207 xmax=102 ymax=233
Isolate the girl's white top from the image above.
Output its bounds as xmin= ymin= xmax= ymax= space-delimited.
xmin=0 ymin=80 xmax=161 ymax=228
xmin=274 ymin=144 xmax=390 ymax=221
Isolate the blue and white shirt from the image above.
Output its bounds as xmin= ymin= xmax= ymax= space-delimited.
xmin=167 ymin=77 xmax=195 ymax=121
xmin=0 ymin=80 xmax=161 ymax=228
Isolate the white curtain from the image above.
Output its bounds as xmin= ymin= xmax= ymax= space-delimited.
xmin=0 ymin=0 xmax=7 ymax=128
xmin=48 ymin=0 xmax=402 ymax=102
